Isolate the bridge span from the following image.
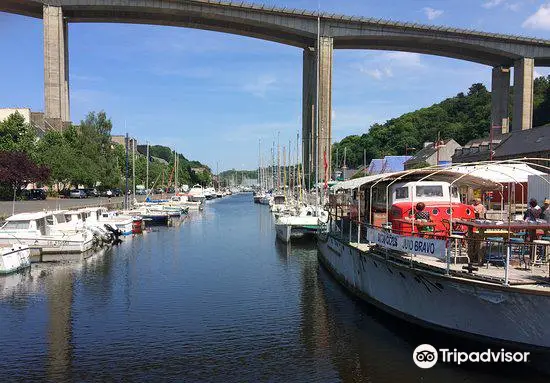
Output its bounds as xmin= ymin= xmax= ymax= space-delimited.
xmin=2 ymin=0 xmax=550 ymax=178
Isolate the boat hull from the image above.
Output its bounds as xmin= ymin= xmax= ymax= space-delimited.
xmin=317 ymin=235 xmax=550 ymax=350
xmin=0 ymin=246 xmax=31 ymax=274
xmin=0 ymin=235 xmax=95 ymax=254
xmin=275 ymin=223 xmax=317 ymax=243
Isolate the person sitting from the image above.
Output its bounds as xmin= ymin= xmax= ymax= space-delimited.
xmin=524 ymin=198 xmax=542 ymax=222
xmin=472 ymin=199 xmax=486 ymax=219
xmin=414 ymin=202 xmax=433 ymax=236
xmin=543 ymin=198 xmax=550 ymax=223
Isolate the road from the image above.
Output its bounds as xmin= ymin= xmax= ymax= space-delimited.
xmin=0 ymin=195 xmax=150 ymax=219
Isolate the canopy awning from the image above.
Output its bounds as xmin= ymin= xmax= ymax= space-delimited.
xmin=449 ymin=163 xmax=546 ymax=183
xmin=331 ymin=169 xmax=502 ymax=191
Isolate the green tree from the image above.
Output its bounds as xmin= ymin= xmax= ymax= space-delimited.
xmin=0 ymin=112 xmax=38 ymax=158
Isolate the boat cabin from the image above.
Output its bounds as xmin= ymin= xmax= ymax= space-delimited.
xmin=0 ymin=211 xmax=75 ymax=236
xmin=331 ymin=169 xmax=497 ymax=238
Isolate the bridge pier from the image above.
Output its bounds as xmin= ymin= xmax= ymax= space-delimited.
xmin=302 ymin=37 xmax=333 ymax=187
xmin=44 ymin=5 xmax=70 ymax=130
xmin=302 ymin=47 xmax=316 ymax=187
xmin=318 ymin=36 xmax=333 ymax=183
xmin=491 ymin=66 xmax=510 ymax=134
xmin=513 ymin=58 xmax=534 ymax=131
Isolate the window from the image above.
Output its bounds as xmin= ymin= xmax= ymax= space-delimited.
xmin=416 ymin=185 xmax=443 ymax=197
xmin=372 ymin=186 xmax=387 ymax=203
xmin=451 ymin=186 xmax=459 ymax=199
xmin=36 ymin=218 xmax=46 ymax=235
xmin=395 ymin=187 xmax=409 ymax=199
xmin=55 ymin=214 xmax=66 ymax=223
xmin=45 ymin=215 xmax=54 ymax=225
xmin=65 ymin=215 xmax=72 ymax=222
xmin=1 ymin=221 xmax=30 ymax=230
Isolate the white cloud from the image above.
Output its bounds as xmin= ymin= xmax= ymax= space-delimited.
xmin=505 ymin=2 xmax=522 ymax=12
xmin=423 ymin=7 xmax=444 ymax=20
xmin=535 ymin=68 xmax=550 ymax=78
xmin=482 ymin=0 xmax=504 ymax=9
xmin=356 ymin=52 xmax=422 ymax=81
xmin=522 ymin=3 xmax=550 ymax=30
xmin=382 ymin=52 xmax=422 ymax=67
xmin=242 ymin=75 xmax=277 ymax=97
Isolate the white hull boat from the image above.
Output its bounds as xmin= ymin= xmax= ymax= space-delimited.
xmin=0 ymin=245 xmax=31 ymax=274
xmin=0 ymin=212 xmax=96 ymax=254
xmin=275 ymin=209 xmax=328 ymax=243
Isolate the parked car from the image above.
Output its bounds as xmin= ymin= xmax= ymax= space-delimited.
xmin=84 ymin=188 xmax=98 ymax=197
xmin=21 ymin=188 xmax=47 ymax=200
xmin=70 ymin=189 xmax=87 ymax=199
xmin=154 ymin=188 xmax=164 ymax=194
xmin=136 ymin=189 xmax=147 ymax=195
xmin=59 ymin=189 xmax=72 ymax=198
xmin=112 ymin=188 xmax=122 ymax=197
xmin=165 ymin=187 xmax=175 ymax=194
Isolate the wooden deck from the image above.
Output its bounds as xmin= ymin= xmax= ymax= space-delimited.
xmin=350 ymin=242 xmax=550 ymax=290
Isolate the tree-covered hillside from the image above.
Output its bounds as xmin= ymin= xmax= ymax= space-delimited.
xmin=332 ymin=76 xmax=550 ymax=169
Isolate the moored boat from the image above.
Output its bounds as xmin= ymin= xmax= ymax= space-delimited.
xmin=0 ymin=212 xmax=95 ymax=254
xmin=318 ymin=163 xmax=550 ymax=350
xmin=0 ymin=245 xmax=31 ymax=274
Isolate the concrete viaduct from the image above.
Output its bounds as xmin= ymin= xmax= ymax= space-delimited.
xmin=2 ymin=0 xmax=550 ymax=179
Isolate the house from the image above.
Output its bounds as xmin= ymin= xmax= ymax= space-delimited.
xmin=404 ymin=139 xmax=461 ymax=169
xmin=0 ymin=107 xmax=47 ymax=137
xmin=452 ymin=124 xmax=550 ymax=164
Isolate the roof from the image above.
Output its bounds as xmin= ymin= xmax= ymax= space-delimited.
xmin=405 ymin=139 xmax=458 ymax=165
xmin=381 ymin=156 xmax=412 ymax=172
xmin=367 ymin=159 xmax=385 ymax=174
xmin=494 ymin=124 xmax=550 ymax=158
xmin=453 ymin=124 xmax=550 ymax=163
xmin=6 ymin=211 xmax=50 ymax=221
xmin=332 ymin=173 xmax=394 ymax=191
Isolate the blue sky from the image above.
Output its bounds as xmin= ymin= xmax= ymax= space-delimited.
xmin=1 ymin=0 xmax=550 ymax=170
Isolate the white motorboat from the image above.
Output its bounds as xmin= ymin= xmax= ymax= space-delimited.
xmin=275 ymin=205 xmax=329 ymax=243
xmin=189 ymin=184 xmax=206 ymax=202
xmin=0 ymin=245 xmax=31 ymax=274
xmin=168 ymin=194 xmax=203 ymax=210
xmin=77 ymin=207 xmax=137 ymax=236
xmin=0 ymin=212 xmax=95 ymax=253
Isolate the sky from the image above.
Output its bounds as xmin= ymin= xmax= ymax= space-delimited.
xmin=1 ymin=0 xmax=550 ymax=171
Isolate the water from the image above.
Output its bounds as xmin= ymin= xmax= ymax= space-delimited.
xmin=0 ymin=194 xmax=547 ymax=382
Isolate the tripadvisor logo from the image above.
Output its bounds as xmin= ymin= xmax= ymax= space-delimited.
xmin=413 ymin=344 xmax=530 ymax=369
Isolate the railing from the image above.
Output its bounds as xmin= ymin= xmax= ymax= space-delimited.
xmin=324 ymin=209 xmax=550 ymax=286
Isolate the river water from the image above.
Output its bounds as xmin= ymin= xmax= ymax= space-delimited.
xmin=0 ymin=193 xmax=546 ymax=382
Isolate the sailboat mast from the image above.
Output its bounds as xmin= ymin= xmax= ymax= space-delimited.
xmin=132 ymin=137 xmax=136 ymax=198
xmin=296 ymin=132 xmax=299 ymax=194
xmin=146 ymin=141 xmax=149 ymax=190
xmin=315 ymin=11 xmax=320 ymax=206
xmin=125 ymin=132 xmax=129 ymax=210
xmin=277 ymin=132 xmax=281 ymax=192
xmin=283 ymin=145 xmax=286 ymax=199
